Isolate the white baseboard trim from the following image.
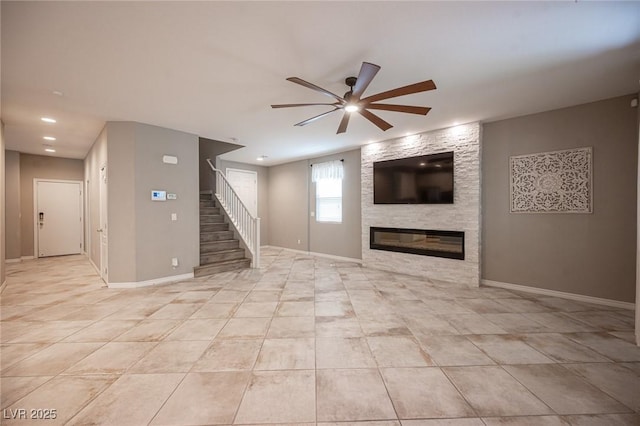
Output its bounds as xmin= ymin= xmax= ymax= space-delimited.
xmin=108 ymin=272 xmax=194 ymax=289
xmin=482 ymin=279 xmax=635 ymax=311
xmin=5 ymin=258 xmax=21 ymax=263
xmin=263 ymin=245 xmax=362 ymax=264
xmin=86 ymin=255 xmax=101 ymax=277
xmin=21 ymin=256 xmax=34 ymax=261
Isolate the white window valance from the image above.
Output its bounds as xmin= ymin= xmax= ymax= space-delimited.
xmin=311 ymin=160 xmax=344 ymax=182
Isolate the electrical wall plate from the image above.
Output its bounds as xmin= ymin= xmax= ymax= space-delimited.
xmin=151 ymin=190 xmax=167 ymax=201
xmin=167 ymin=193 xmax=177 ymax=200
xmin=163 ymin=155 xmax=178 ymax=164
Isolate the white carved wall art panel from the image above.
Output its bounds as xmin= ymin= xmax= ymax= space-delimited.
xmin=510 ymin=147 xmax=592 ymax=213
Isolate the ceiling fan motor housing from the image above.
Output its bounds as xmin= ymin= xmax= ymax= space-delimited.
xmin=345 ymin=76 xmax=358 ymax=88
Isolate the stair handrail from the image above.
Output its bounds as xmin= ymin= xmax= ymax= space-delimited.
xmin=205 ymin=159 xmax=260 ymax=268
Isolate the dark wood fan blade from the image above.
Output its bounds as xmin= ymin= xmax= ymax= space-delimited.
xmin=286 ymin=77 xmax=345 ymax=103
xmin=361 ymin=80 xmax=436 ymax=103
xmin=337 ymin=112 xmax=351 ymax=134
xmin=294 ymin=108 xmax=339 ymax=127
xmin=271 ymin=103 xmax=339 ymax=108
xmin=366 ymin=104 xmax=431 ymax=115
xmin=358 ymin=109 xmax=393 ymax=131
xmin=351 ymin=62 xmax=381 ymax=99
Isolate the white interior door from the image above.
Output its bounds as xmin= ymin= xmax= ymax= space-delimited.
xmin=36 ymin=180 xmax=83 ymax=257
xmin=99 ymin=165 xmax=108 ymax=281
xmin=226 ymin=168 xmax=258 ymax=217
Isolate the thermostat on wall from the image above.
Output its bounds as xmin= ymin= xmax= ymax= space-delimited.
xmin=151 ymin=190 xmax=167 ymax=201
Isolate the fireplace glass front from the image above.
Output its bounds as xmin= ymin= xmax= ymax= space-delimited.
xmin=370 ymin=227 xmax=465 ymax=260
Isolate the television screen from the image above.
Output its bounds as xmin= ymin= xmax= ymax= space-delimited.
xmin=373 ymin=151 xmax=454 ymax=204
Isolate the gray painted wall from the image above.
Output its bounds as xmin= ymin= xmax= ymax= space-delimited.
xmin=218 ymin=159 xmax=270 ymax=246
xmin=1 ymin=122 xmax=5 ymax=286
xmin=105 ymin=122 xmax=136 ymax=282
xmin=483 ymin=94 xmax=638 ymax=303
xmin=199 ymin=138 xmax=243 ymax=192
xmin=84 ymin=126 xmax=107 ymax=269
xmin=19 ymin=154 xmax=84 ymax=257
xmin=309 ymin=149 xmax=361 ymax=260
xmin=267 ymin=148 xmax=362 ymax=259
xmin=5 ymin=151 xmax=21 ymax=259
xmin=85 ymin=122 xmax=200 ymax=284
xmin=133 ymin=122 xmax=199 ymax=282
xmin=268 ymin=159 xmax=310 ymax=251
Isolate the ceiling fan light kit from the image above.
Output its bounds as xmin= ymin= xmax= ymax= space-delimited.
xmin=271 ymin=62 xmax=436 ymax=134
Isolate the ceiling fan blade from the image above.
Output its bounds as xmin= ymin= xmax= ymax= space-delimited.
xmin=361 ymin=79 xmax=437 ymax=103
xmin=286 ymin=77 xmax=345 ymax=103
xmin=358 ymin=108 xmax=393 ymax=131
xmin=351 ymin=62 xmax=381 ymax=99
xmin=366 ymin=104 xmax=431 ymax=115
xmin=271 ymin=103 xmax=339 ymax=108
xmin=337 ymin=112 xmax=351 ymax=134
xmin=294 ymin=108 xmax=339 ymax=127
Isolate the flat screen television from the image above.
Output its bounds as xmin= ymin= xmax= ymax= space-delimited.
xmin=373 ymin=151 xmax=454 ymax=204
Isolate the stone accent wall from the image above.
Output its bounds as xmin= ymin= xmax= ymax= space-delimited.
xmin=361 ymin=123 xmax=481 ymax=286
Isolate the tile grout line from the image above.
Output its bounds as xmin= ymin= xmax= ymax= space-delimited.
xmin=230 ymin=256 xmax=288 ymax=425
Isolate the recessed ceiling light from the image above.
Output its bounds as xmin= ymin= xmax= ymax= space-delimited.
xmin=52 ymin=90 xmax=64 ymax=96
xmin=419 ymin=162 xmax=427 ymax=167
xmin=41 ymin=117 xmax=56 ymax=123
xmin=43 ymin=136 xmax=56 ymax=141
xmin=45 ymin=148 xmax=56 ymax=153
xmin=256 ymin=155 xmax=268 ymax=161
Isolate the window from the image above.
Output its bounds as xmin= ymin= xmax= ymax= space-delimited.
xmin=316 ymin=178 xmax=342 ymax=223
xmin=312 ymin=160 xmax=344 ymax=223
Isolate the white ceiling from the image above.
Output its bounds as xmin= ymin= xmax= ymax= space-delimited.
xmin=2 ymin=1 xmax=640 ymax=165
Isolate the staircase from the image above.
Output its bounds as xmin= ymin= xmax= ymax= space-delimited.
xmin=194 ymin=193 xmax=250 ymax=277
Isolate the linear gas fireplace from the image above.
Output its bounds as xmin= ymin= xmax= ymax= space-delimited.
xmin=370 ymin=227 xmax=465 ymax=260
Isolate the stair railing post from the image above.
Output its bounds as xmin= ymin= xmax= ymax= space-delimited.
xmin=255 ymin=217 xmax=260 ymax=268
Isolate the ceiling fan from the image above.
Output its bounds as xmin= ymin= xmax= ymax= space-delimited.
xmin=271 ymin=62 xmax=436 ymax=134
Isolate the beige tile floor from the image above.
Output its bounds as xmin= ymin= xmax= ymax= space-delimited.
xmin=1 ymin=248 xmax=639 ymax=425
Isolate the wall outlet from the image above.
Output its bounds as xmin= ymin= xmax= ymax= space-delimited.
xmin=297 ymin=239 xmax=301 ymax=245
xmin=171 ymin=257 xmax=179 ymax=267
xmin=171 ymin=213 xmax=177 ymax=221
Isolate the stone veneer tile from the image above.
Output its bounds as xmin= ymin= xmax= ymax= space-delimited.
xmin=361 ymin=123 xmax=481 ymax=286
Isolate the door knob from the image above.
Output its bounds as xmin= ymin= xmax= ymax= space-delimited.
xmin=97 ymin=229 xmax=103 ymax=233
